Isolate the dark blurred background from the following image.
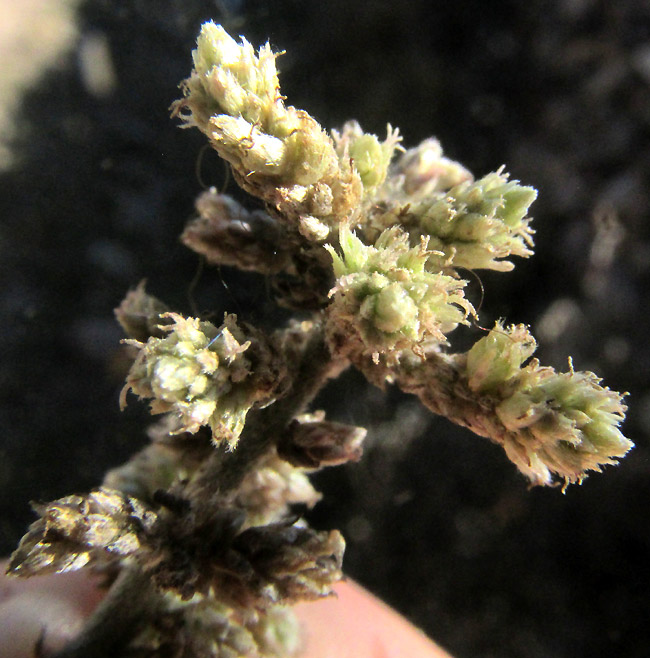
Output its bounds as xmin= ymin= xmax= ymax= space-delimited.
xmin=2 ymin=1 xmax=649 ymax=656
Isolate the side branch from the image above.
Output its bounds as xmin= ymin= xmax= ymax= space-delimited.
xmin=390 ymin=330 xmax=631 ymax=487
xmin=187 ymin=322 xmax=347 ymax=499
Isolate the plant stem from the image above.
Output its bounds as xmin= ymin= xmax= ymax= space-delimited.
xmin=187 ymin=322 xmax=347 ymax=499
xmin=50 ymin=324 xmax=346 ymax=658
xmin=393 ymin=349 xmax=511 ymax=444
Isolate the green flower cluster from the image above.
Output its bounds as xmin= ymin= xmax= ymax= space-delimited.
xmin=7 ymin=22 xmax=636 ymax=658
xmin=404 ymin=168 xmax=537 ymax=272
xmin=467 ymin=323 xmax=632 ymax=485
xmin=325 ymin=226 xmax=474 ymax=361
xmin=172 ymin=21 xmax=363 ymax=241
xmin=177 ymin=22 xmax=284 ymax=143
xmin=332 ymin=120 xmax=402 ymax=192
xmin=129 ymin=598 xmax=301 ymax=658
xmin=121 ymin=313 xmax=279 ymax=447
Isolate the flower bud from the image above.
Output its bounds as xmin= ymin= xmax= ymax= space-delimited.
xmin=114 ymin=281 xmax=171 ymax=342
xmin=182 ymin=189 xmax=290 ymax=274
xmin=209 ymin=115 xmax=286 ymax=175
xmin=466 ymin=322 xmax=537 ymax=393
xmin=236 ymin=452 xmax=321 ymax=526
xmin=333 ymin=120 xmax=402 ymax=191
xmin=391 ymin=137 xmax=473 ymax=197
xmin=278 ymin=413 xmax=366 ymax=468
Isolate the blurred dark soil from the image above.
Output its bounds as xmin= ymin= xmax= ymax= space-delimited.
xmin=2 ymin=1 xmax=649 ymax=656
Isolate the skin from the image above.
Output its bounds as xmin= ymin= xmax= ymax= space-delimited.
xmin=0 ymin=563 xmax=452 ymax=658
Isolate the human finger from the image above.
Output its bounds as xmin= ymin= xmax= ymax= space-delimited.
xmin=0 ymin=564 xmax=105 ymax=658
xmin=0 ymin=561 xmax=451 ymax=658
xmin=295 ymin=579 xmax=452 ymax=658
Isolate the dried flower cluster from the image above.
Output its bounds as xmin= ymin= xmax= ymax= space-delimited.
xmin=8 ymin=21 xmax=632 ymax=658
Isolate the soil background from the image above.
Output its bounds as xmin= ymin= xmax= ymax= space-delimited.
xmin=2 ymin=1 xmax=650 ymax=657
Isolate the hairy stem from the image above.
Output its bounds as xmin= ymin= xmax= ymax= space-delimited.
xmin=394 ymin=351 xmax=506 ymax=438
xmin=50 ymin=325 xmax=345 ymax=658
xmin=354 ymin=347 xmax=509 ymax=442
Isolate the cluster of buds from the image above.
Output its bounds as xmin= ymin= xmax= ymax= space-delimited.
xmin=467 ymin=323 xmax=632 ymax=485
xmin=364 ymin=143 xmax=535 ymax=274
xmin=143 ymin=505 xmax=345 ymax=607
xmin=368 ymin=166 xmax=536 ymax=272
xmin=278 ymin=411 xmax=366 ymax=468
xmin=407 ymin=168 xmax=537 ymax=271
xmin=121 ymin=313 xmax=285 ymax=447
xmin=325 ymin=226 xmax=474 ymax=362
xmin=172 ymin=21 xmax=363 ymax=242
xmin=498 ymin=367 xmax=631 ymax=486
xmin=182 ymin=189 xmax=291 ymax=275
xmin=128 ymin=598 xmax=301 ymax=658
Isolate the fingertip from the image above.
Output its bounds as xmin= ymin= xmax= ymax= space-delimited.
xmin=0 ymin=588 xmax=86 ymax=657
xmin=0 ymin=565 xmax=105 ymax=658
xmin=294 ymin=580 xmax=452 ymax=658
